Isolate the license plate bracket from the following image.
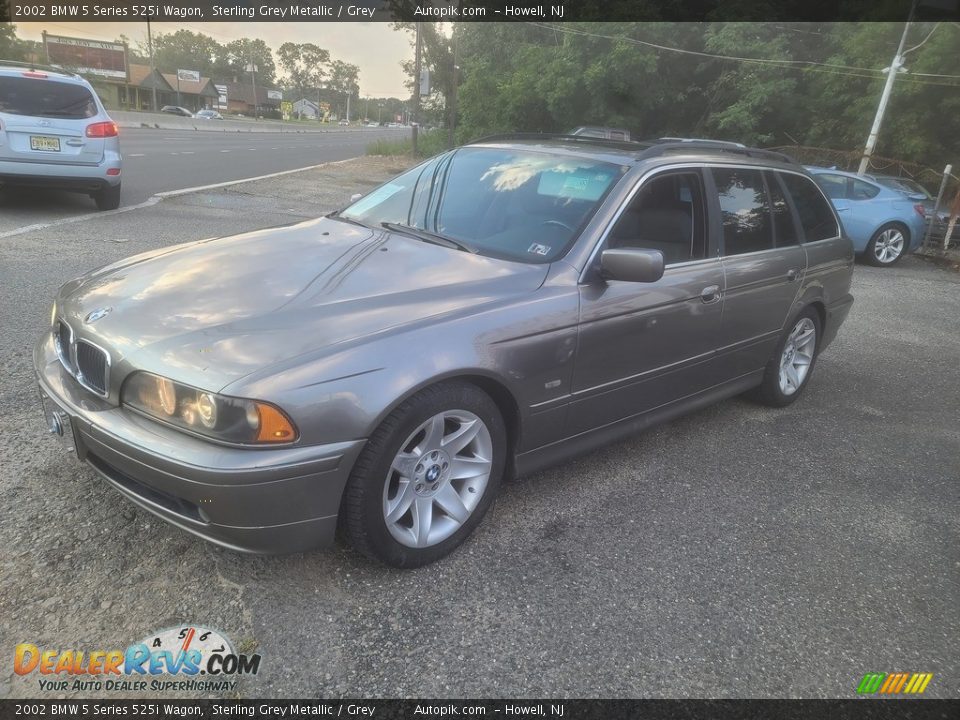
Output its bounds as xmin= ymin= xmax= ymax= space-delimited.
xmin=30 ymin=135 xmax=61 ymax=152
xmin=38 ymin=386 xmax=77 ymax=455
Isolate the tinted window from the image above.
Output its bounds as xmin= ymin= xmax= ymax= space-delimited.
xmin=850 ymin=178 xmax=880 ymax=200
xmin=766 ymin=172 xmax=800 ymax=246
xmin=814 ymin=173 xmax=847 ymax=200
xmin=342 ymin=147 xmax=624 ymax=263
xmin=711 ymin=168 xmax=773 ymax=256
xmin=780 ymin=173 xmax=840 ymax=242
xmin=609 ymin=171 xmax=707 ymax=264
xmin=0 ymin=76 xmax=96 ymax=118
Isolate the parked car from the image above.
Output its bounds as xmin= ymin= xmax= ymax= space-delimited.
xmin=160 ymin=105 xmax=193 ymax=118
xmin=870 ymin=174 xmax=952 ymax=243
xmin=338 ymin=119 xmax=349 ymax=126
xmin=0 ymin=62 xmax=122 ymax=210
xmin=568 ymin=126 xmax=632 ymax=141
xmin=36 ymin=137 xmax=853 ymax=567
xmin=195 ymin=109 xmax=222 ymax=120
xmin=806 ymin=166 xmax=925 ymax=266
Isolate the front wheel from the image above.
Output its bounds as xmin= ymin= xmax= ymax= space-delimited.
xmin=865 ymin=223 xmax=907 ymax=266
xmin=748 ymin=307 xmax=821 ymax=407
xmin=340 ymin=382 xmax=506 ymax=568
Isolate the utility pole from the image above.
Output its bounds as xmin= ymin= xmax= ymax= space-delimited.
xmin=146 ymin=18 xmax=158 ymax=112
xmin=247 ymin=41 xmax=258 ymax=119
xmin=412 ymin=22 xmax=422 ymax=156
xmin=857 ymin=4 xmax=915 ymax=175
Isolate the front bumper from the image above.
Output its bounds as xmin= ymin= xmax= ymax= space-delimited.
xmin=34 ymin=333 xmax=365 ymax=554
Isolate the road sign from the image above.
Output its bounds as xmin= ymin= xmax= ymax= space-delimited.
xmin=177 ymin=69 xmax=201 ymax=83
xmin=43 ymin=33 xmax=127 ymax=80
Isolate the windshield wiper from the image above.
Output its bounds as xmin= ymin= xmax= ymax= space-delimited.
xmin=326 ymin=210 xmax=371 ymax=229
xmin=381 ymin=222 xmax=477 ymax=254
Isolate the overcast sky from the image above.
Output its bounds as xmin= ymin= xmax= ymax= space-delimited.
xmin=14 ymin=22 xmax=413 ymax=97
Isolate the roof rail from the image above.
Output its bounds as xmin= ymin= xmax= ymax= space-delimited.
xmin=0 ymin=59 xmax=79 ymax=77
xmin=640 ymin=139 xmax=797 ymax=164
xmin=470 ymin=132 xmax=651 ymax=151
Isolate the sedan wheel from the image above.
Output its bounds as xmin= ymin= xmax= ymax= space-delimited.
xmin=383 ymin=410 xmax=493 ymax=548
xmin=778 ymin=318 xmax=816 ymax=396
xmin=867 ymin=224 xmax=907 ymax=266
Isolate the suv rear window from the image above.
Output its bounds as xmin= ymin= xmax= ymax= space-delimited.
xmin=0 ymin=76 xmax=97 ymax=119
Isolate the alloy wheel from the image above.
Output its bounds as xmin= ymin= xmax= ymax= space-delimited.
xmin=873 ymin=227 xmax=905 ymax=264
xmin=382 ymin=410 xmax=493 ymax=548
xmin=778 ymin=317 xmax=817 ymax=396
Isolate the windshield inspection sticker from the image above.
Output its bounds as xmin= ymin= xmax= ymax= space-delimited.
xmin=528 ymin=243 xmax=551 ymax=256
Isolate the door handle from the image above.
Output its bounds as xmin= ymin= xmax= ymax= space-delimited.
xmin=836 ymin=207 xmax=850 ymax=212
xmin=700 ymin=285 xmax=721 ymax=304
xmin=787 ymin=269 xmax=799 ymax=282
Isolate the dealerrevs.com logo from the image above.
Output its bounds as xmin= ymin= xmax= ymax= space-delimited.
xmin=14 ymin=626 xmax=261 ymax=693
xmin=856 ymin=672 xmax=934 ymax=695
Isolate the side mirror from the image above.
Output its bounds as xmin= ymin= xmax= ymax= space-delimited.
xmin=600 ymin=248 xmax=664 ymax=283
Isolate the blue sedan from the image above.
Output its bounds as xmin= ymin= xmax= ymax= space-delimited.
xmin=806 ymin=166 xmax=926 ymax=266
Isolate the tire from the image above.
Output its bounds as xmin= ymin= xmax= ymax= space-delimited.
xmin=865 ymin=223 xmax=908 ymax=266
xmin=340 ymin=381 xmax=507 ymax=568
xmin=93 ymin=183 xmax=121 ymax=211
xmin=748 ymin=307 xmax=822 ymax=408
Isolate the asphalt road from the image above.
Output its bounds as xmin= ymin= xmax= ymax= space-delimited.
xmin=0 ymin=126 xmax=403 ymax=234
xmin=1 ymin=158 xmax=957 ymax=700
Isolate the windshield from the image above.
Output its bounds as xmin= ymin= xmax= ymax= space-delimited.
xmin=341 ymin=147 xmax=625 ymax=263
xmin=0 ymin=76 xmax=97 ymax=119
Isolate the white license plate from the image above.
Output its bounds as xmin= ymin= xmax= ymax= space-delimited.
xmin=30 ymin=135 xmax=61 ymax=152
xmin=38 ymin=386 xmax=76 ymax=455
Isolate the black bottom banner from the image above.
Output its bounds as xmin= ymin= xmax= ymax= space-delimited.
xmin=2 ymin=699 xmax=959 ymax=720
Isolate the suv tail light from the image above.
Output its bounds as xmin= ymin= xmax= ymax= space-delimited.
xmin=914 ymin=203 xmax=926 ymax=218
xmin=86 ymin=122 xmax=118 ymax=138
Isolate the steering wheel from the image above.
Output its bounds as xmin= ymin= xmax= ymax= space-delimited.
xmin=541 ymin=219 xmax=574 ymax=232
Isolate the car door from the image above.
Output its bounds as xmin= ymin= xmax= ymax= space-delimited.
xmin=707 ymin=166 xmax=807 ymax=377
xmin=567 ymin=168 xmax=726 ymax=436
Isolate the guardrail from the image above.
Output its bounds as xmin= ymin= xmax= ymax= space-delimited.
xmin=110 ymin=111 xmax=384 ymax=134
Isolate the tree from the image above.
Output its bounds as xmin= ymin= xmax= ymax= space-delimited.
xmin=328 ymin=60 xmax=360 ymax=117
xmin=221 ymin=38 xmax=276 ymax=85
xmin=1 ymin=22 xmax=25 ymax=61
xmin=152 ymin=29 xmax=224 ymax=77
xmin=276 ymin=42 xmax=330 ymax=101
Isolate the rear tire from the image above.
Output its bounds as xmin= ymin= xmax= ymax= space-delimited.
xmin=94 ymin=183 xmax=121 ymax=211
xmin=748 ymin=307 xmax=822 ymax=408
xmin=340 ymin=381 xmax=507 ymax=568
xmin=865 ymin=223 xmax=907 ymax=266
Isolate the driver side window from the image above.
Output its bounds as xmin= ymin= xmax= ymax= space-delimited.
xmin=608 ymin=171 xmax=707 ymax=265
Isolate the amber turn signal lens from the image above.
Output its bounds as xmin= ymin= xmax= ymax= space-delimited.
xmin=255 ymin=403 xmax=297 ymax=443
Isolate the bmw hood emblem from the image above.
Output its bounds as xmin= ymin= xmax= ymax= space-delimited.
xmin=84 ymin=307 xmax=113 ymax=324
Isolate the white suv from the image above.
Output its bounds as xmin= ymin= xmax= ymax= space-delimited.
xmin=0 ymin=62 xmax=122 ymax=210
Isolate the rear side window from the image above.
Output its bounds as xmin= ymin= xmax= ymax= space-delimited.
xmin=780 ymin=173 xmax=840 ymax=243
xmin=711 ymin=167 xmax=773 ymax=256
xmin=0 ymin=76 xmax=97 ymax=119
xmin=850 ymin=178 xmax=880 ymax=200
xmin=814 ymin=173 xmax=847 ymax=199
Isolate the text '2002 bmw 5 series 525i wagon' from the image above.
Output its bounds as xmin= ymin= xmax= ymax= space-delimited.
xmin=35 ymin=136 xmax=854 ymax=567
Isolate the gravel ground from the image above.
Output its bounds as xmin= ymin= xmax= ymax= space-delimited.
xmin=1 ymin=155 xmax=957 ymax=700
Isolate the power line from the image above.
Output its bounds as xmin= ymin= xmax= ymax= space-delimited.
xmin=525 ymin=22 xmax=960 ymax=88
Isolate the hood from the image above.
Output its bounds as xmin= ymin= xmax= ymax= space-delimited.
xmin=58 ymin=217 xmax=549 ymax=391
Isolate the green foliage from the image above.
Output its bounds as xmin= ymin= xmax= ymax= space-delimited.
xmin=367 ymin=130 xmax=448 ymax=158
xmin=449 ymin=22 xmax=960 ymax=169
xmin=1 ymin=22 xmax=25 ymax=61
xmin=277 ymin=43 xmax=331 ymax=99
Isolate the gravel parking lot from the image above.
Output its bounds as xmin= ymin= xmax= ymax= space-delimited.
xmin=1 ymin=156 xmax=958 ymax=700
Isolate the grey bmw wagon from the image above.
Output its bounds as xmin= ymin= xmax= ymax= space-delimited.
xmin=36 ymin=136 xmax=854 ymax=567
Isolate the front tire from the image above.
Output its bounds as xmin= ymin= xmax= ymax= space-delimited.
xmin=749 ymin=307 xmax=821 ymax=407
xmin=94 ymin=183 xmax=121 ymax=211
xmin=340 ymin=381 xmax=506 ymax=568
xmin=865 ymin=223 xmax=907 ymax=266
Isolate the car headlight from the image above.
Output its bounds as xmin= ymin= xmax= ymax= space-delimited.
xmin=121 ymin=372 xmax=298 ymax=445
